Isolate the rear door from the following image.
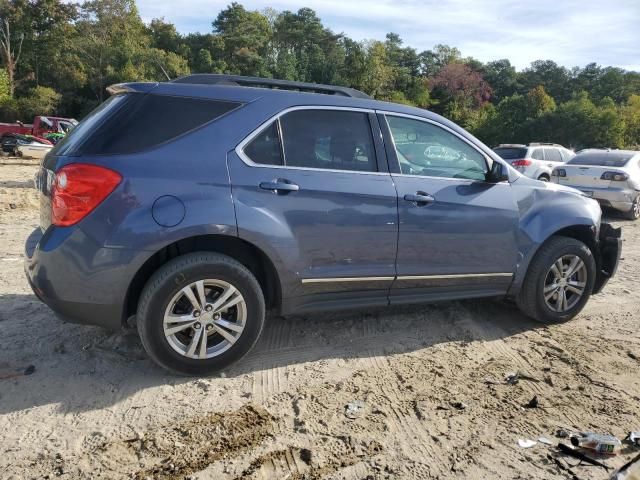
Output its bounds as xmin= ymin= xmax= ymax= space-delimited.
xmin=228 ymin=107 xmax=398 ymax=308
xmin=544 ymin=147 xmax=564 ymax=169
xmin=380 ymin=112 xmax=519 ymax=303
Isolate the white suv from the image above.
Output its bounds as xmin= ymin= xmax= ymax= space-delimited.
xmin=493 ymin=143 xmax=575 ymax=181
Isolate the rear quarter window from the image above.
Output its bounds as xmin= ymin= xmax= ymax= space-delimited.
xmin=55 ymin=94 xmax=241 ymax=156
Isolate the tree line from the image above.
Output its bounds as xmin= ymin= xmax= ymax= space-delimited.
xmin=0 ymin=0 xmax=639 ymax=149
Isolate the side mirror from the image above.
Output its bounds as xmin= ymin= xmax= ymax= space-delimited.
xmin=486 ymin=160 xmax=509 ymax=183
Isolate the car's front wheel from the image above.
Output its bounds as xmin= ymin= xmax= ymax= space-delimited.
xmin=137 ymin=252 xmax=265 ymax=375
xmin=517 ymin=236 xmax=596 ymax=323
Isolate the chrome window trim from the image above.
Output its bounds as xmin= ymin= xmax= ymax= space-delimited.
xmin=378 ymin=110 xmax=507 ymax=183
xmin=300 ymin=273 xmax=513 ymax=284
xmin=235 ymin=105 xmax=389 ymax=176
xmin=301 ymin=276 xmax=394 ymax=284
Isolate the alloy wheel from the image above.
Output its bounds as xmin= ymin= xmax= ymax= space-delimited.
xmin=163 ymin=279 xmax=246 ymax=359
xmin=543 ymin=254 xmax=588 ymax=313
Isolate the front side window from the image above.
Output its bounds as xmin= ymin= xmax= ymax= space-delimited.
xmin=386 ymin=115 xmax=487 ymax=180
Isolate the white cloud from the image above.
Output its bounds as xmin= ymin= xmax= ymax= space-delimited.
xmin=136 ymin=0 xmax=640 ymax=70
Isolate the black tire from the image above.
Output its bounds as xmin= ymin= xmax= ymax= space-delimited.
xmin=516 ymin=236 xmax=596 ymax=323
xmin=623 ymin=195 xmax=640 ymax=220
xmin=537 ymin=174 xmax=549 ymax=182
xmin=137 ymin=252 xmax=265 ymax=375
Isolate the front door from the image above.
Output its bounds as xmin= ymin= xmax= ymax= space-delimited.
xmin=228 ymin=107 xmax=398 ymax=312
xmin=380 ymin=113 xmax=520 ymax=303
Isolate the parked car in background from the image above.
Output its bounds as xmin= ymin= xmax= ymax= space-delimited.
xmin=493 ymin=143 xmax=575 ymax=181
xmin=25 ymin=75 xmax=621 ymax=375
xmin=552 ymin=149 xmax=640 ymax=219
xmin=1 ymin=133 xmax=53 ymax=159
xmin=0 ymin=116 xmax=77 ymax=138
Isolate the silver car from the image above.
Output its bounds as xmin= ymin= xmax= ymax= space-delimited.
xmin=493 ymin=143 xmax=575 ymax=181
xmin=552 ymin=149 xmax=640 ymax=219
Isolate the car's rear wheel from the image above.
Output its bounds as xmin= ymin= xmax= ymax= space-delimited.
xmin=537 ymin=174 xmax=549 ymax=182
xmin=137 ymin=252 xmax=265 ymax=375
xmin=517 ymin=236 xmax=595 ymax=323
xmin=623 ymin=195 xmax=640 ymax=220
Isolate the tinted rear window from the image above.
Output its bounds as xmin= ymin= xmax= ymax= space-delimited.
xmin=54 ymin=93 xmax=241 ymax=156
xmin=567 ymin=152 xmax=634 ymax=167
xmin=493 ymin=147 xmax=527 ymax=159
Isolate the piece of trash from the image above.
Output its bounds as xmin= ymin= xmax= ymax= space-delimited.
xmin=625 ymin=432 xmax=640 ymax=446
xmin=523 ymin=395 xmax=539 ymax=409
xmin=505 ymin=372 xmax=519 ymax=385
xmin=9 ymin=203 xmax=16 ymax=209
xmin=557 ymin=443 xmax=610 ymax=470
xmin=570 ymin=432 xmax=621 ymax=455
xmin=539 ymin=437 xmax=553 ymax=445
xmin=344 ymin=401 xmax=366 ymax=419
xmin=0 ymin=364 xmax=36 ymax=380
xmin=557 ymin=429 xmax=570 ymax=438
xmin=518 ymin=439 xmax=537 ymax=448
xmin=484 ymin=376 xmax=500 ymax=385
xmin=450 ymin=401 xmax=467 ymax=410
xmin=628 ymin=352 xmax=638 ymax=361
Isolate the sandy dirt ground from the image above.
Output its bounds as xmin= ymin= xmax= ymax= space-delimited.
xmin=1 ymin=159 xmax=639 ymax=479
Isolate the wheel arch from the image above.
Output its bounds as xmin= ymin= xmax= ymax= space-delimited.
xmin=510 ymin=221 xmax=599 ymax=295
xmin=123 ymin=234 xmax=282 ymax=325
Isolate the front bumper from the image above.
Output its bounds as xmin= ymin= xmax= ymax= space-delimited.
xmin=24 ymin=226 xmax=144 ymax=330
xmin=593 ymin=222 xmax=622 ymax=294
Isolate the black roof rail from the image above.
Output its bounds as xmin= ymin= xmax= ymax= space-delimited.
xmin=171 ymin=74 xmax=372 ymax=99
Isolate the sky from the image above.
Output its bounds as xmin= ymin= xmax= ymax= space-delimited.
xmin=135 ymin=0 xmax=640 ymax=71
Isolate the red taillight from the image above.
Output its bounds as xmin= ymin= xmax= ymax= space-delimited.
xmin=51 ymin=163 xmax=122 ymax=226
xmin=511 ymin=159 xmax=532 ymax=167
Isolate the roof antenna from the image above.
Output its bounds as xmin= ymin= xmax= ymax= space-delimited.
xmin=152 ymin=57 xmax=171 ymax=81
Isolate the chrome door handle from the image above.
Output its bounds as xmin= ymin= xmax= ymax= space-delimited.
xmin=404 ymin=192 xmax=435 ymax=206
xmin=260 ymin=179 xmax=299 ymax=194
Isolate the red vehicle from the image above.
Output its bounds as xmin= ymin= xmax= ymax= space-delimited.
xmin=0 ymin=115 xmax=77 ymax=138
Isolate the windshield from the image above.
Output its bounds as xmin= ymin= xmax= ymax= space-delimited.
xmin=493 ymin=147 xmax=527 ymax=160
xmin=567 ymin=152 xmax=634 ymax=167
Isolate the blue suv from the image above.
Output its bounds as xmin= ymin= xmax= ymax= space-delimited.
xmin=25 ymin=75 xmax=622 ymax=375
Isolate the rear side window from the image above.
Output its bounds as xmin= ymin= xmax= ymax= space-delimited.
xmin=493 ymin=147 xmax=527 ymax=159
xmin=531 ymin=148 xmax=544 ymax=160
xmin=545 ymin=148 xmax=562 ymax=162
xmin=55 ymin=94 xmax=241 ymax=156
xmin=242 ymin=109 xmax=377 ymax=172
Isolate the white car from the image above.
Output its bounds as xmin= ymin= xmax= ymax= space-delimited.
xmin=493 ymin=143 xmax=575 ymax=181
xmin=552 ymin=149 xmax=640 ymax=219
xmin=15 ymin=137 xmax=53 ymax=160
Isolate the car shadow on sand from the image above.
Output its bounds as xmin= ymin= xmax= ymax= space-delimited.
xmin=0 ymin=292 xmax=544 ymax=415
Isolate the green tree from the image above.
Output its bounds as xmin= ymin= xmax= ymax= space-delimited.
xmin=212 ymin=2 xmax=271 ymax=76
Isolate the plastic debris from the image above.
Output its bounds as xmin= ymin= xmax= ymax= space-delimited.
xmin=625 ymin=432 xmax=640 ymax=446
xmin=556 ymin=429 xmax=570 ymax=438
xmin=570 ymin=432 xmax=622 ymax=455
xmin=505 ymin=372 xmax=519 ymax=385
xmin=344 ymin=401 xmax=366 ymax=419
xmin=523 ymin=395 xmax=539 ymax=409
xmin=557 ymin=443 xmax=609 ymax=470
xmin=538 ymin=437 xmax=553 ymax=445
xmin=518 ymin=439 xmax=537 ymax=448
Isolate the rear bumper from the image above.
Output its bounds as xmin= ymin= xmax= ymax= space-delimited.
xmin=24 ymin=226 xmax=144 ymax=330
xmin=556 ymin=183 xmax=637 ymax=212
xmin=593 ymin=222 xmax=622 ymax=294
